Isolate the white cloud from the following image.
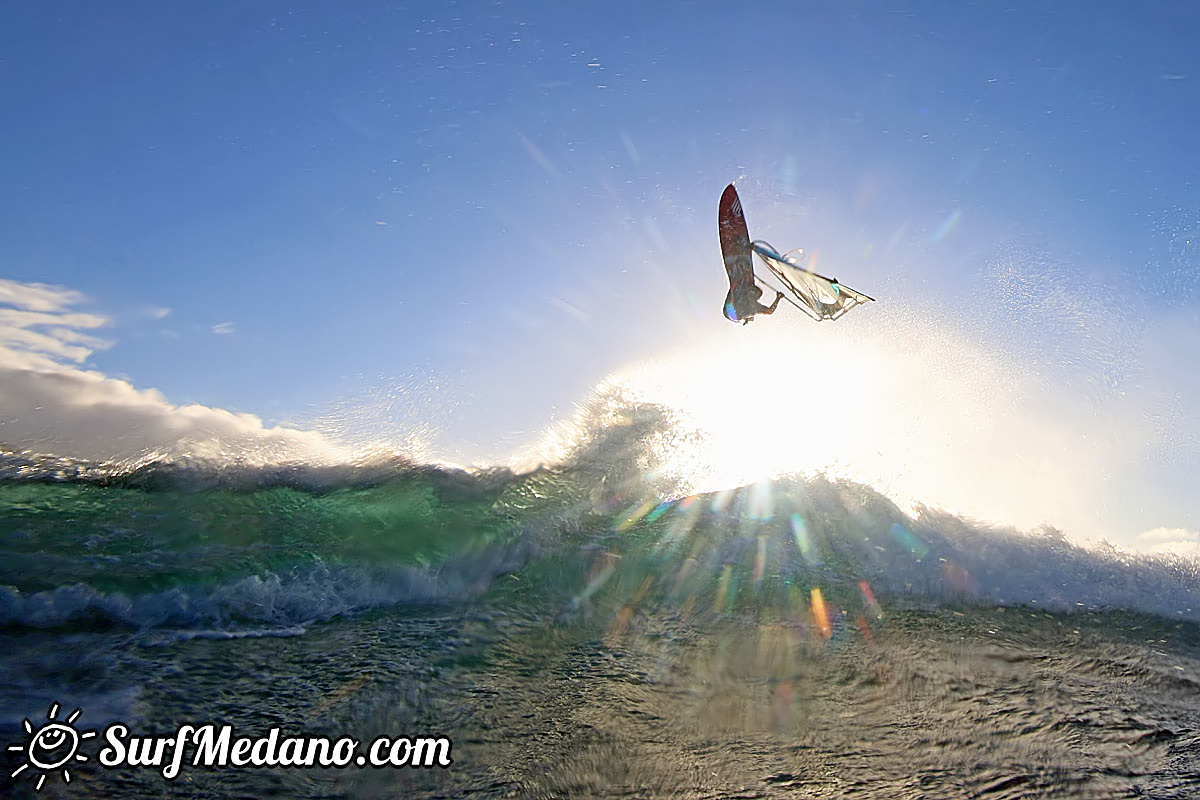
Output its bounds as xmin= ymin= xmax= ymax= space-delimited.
xmin=0 ymin=284 xmax=111 ymax=370
xmin=0 ymin=279 xmax=87 ymax=313
xmin=0 ymin=365 xmax=340 ymax=463
xmin=212 ymin=321 xmax=235 ymax=335
xmin=0 ymin=279 xmax=344 ymax=464
xmin=1130 ymin=527 xmax=1200 ymax=557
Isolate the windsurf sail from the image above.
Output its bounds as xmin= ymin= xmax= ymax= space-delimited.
xmin=750 ymin=240 xmax=875 ymax=322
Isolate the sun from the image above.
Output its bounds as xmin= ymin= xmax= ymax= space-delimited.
xmin=596 ymin=315 xmax=1106 ymax=540
xmin=521 ymin=309 xmax=1132 ymax=547
xmin=604 ymin=323 xmax=911 ymax=497
xmin=7 ymin=703 xmax=97 ymax=791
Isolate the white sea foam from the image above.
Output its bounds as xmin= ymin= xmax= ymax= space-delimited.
xmin=0 ymin=543 xmax=533 ymax=634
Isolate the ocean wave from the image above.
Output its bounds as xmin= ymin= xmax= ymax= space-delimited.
xmin=3 ymin=398 xmax=1199 ymax=632
xmin=0 ymin=542 xmax=533 ymax=634
xmin=547 ymin=471 xmax=1200 ymax=627
xmin=0 ymin=446 xmax=523 ymax=495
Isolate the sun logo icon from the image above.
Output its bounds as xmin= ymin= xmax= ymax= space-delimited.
xmin=7 ymin=703 xmax=96 ymax=791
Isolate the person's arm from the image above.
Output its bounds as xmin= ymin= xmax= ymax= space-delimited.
xmin=760 ymin=291 xmax=783 ymax=315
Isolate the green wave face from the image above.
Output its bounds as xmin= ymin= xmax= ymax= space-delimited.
xmin=0 ymin=472 xmax=537 ymax=597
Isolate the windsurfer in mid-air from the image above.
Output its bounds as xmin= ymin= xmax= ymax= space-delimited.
xmin=718 ymin=182 xmax=875 ymax=324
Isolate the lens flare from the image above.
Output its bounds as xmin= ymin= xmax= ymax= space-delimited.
xmin=810 ymin=587 xmax=832 ymax=638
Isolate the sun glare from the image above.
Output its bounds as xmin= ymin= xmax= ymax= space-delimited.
xmin=595 ymin=312 xmax=1133 ymax=545
xmin=609 ymin=323 xmax=912 ymax=496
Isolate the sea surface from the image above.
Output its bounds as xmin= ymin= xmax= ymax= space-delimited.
xmin=2 ymin=403 xmax=1199 ymax=799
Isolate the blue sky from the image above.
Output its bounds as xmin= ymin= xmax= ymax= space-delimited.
xmin=3 ymin=2 xmax=1199 ymax=547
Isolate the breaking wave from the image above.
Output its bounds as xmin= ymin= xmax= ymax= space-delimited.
xmin=1 ymin=393 xmax=1198 ymax=639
